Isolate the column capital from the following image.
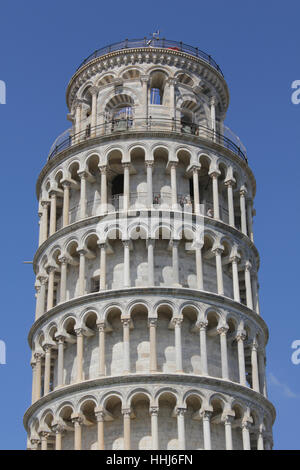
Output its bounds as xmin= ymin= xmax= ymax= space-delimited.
xmin=140 ymin=74 xmax=149 ymax=83
xmin=245 ymin=260 xmax=252 ymax=271
xmin=148 ymin=318 xmax=157 ymax=327
xmin=122 ymin=162 xmax=131 ymax=169
xmin=236 ymin=330 xmax=247 ymax=342
xmin=98 ymin=164 xmax=107 ymax=174
xmin=217 ymin=325 xmax=229 ymax=335
xmin=61 ymin=180 xmax=72 ymax=189
xmin=224 ymin=178 xmax=236 ymax=187
xmin=42 ymin=343 xmax=53 ymax=353
xmin=78 ymin=170 xmax=88 ymax=180
xmin=89 ymin=86 xmax=99 ymax=96
xmin=74 ymin=327 xmax=85 ymax=337
xmin=201 ymin=409 xmax=213 ymax=420
xmin=240 ymin=187 xmax=248 ymax=197
xmin=121 ymin=408 xmax=131 ymax=417
xmin=212 ymin=246 xmax=224 ymax=256
xmin=197 ymin=320 xmax=208 ymax=330
xmin=46 ymin=265 xmax=56 ymax=274
xmin=96 ymin=321 xmax=106 ymax=332
xmin=34 ymin=352 xmax=44 ymax=361
xmin=94 ymin=409 xmax=105 ymax=422
xmin=175 ymin=407 xmax=186 ymax=417
xmin=209 ymin=169 xmax=221 ymax=178
xmin=149 ymin=406 xmax=159 ymax=416
xmin=55 ymin=334 xmax=66 ymax=344
xmin=71 ymin=413 xmax=84 ymax=425
xmin=41 ymin=200 xmax=50 ymax=208
xmin=52 ymin=422 xmax=66 ymax=435
xmin=145 ymin=160 xmax=154 ymax=168
xmin=77 ymin=248 xmax=87 ymax=257
xmin=121 ymin=318 xmax=131 ymax=327
xmin=172 ymin=317 xmax=183 ymax=327
xmin=37 ymin=275 xmax=48 ymax=285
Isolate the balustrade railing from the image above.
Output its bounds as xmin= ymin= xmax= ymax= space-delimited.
xmin=48 ymin=118 xmax=247 ymax=163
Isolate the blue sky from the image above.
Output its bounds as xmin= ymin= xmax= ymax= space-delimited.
xmin=0 ymin=0 xmax=299 ymax=450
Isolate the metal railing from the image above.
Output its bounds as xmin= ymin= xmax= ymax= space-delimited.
xmin=77 ymin=38 xmax=223 ymax=76
xmin=48 ymin=117 xmax=247 ymax=163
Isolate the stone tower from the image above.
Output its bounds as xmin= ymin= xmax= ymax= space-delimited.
xmin=24 ymin=37 xmax=275 ymax=450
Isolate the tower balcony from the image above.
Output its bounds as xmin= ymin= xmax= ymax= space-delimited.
xmin=76 ymin=38 xmax=223 ymax=76
xmin=48 ymin=117 xmax=247 ymax=163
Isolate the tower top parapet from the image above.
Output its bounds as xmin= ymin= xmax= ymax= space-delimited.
xmin=76 ymin=38 xmax=223 ymax=76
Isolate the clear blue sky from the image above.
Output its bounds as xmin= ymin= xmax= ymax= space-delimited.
xmin=0 ymin=0 xmax=299 ymax=450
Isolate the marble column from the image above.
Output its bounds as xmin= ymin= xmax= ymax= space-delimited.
xmin=72 ymin=415 xmax=83 ymax=450
xmin=170 ymin=163 xmax=178 ymax=208
xmin=149 ymin=319 xmax=157 ymax=373
xmin=171 ymin=239 xmax=180 ymax=285
xmin=251 ymin=340 xmax=260 ymax=392
xmin=79 ymin=172 xmax=87 ymax=219
xmin=95 ymin=410 xmax=105 ymax=450
xmin=99 ymin=243 xmax=106 ymax=290
xmin=202 ymin=410 xmax=212 ymax=450
xmin=195 ymin=243 xmax=204 ymax=290
xmin=210 ymin=171 xmax=220 ymax=219
xmin=123 ymin=240 xmax=131 ymax=288
xmin=59 ymin=257 xmax=68 ymax=303
xmin=174 ymin=318 xmax=183 ymax=373
xmin=242 ymin=422 xmax=251 ymax=450
xmin=99 ymin=165 xmax=107 ymax=214
xmin=53 ymin=424 xmax=65 ymax=450
xmin=192 ymin=166 xmax=200 ymax=215
xmin=150 ymin=407 xmax=159 ymax=450
xmin=176 ymin=408 xmax=186 ymax=450
xmin=199 ymin=321 xmax=208 ymax=375
xmin=56 ymin=336 xmax=65 ymax=387
xmin=245 ymin=261 xmax=254 ymax=310
xmin=247 ymin=198 xmax=254 ymax=241
xmin=41 ymin=201 xmax=49 ymax=243
xmin=236 ymin=332 xmax=247 ymax=386
xmin=147 ymin=239 xmax=155 ymax=286
xmin=146 ymin=162 xmax=153 ymax=207
xmin=218 ymin=326 xmax=229 ymax=380
xmin=231 ymin=255 xmax=240 ymax=302
xmin=46 ymin=267 xmax=56 ymax=311
xmin=37 ymin=276 xmax=47 ymax=317
xmin=62 ymin=181 xmax=71 ymax=228
xmin=123 ymin=163 xmax=130 ymax=211
xmin=90 ymin=86 xmax=98 ymax=135
xmin=224 ymin=415 xmax=234 ymax=450
xmin=75 ymin=328 xmax=84 ymax=383
xmin=49 ymin=192 xmax=57 ymax=236
xmin=225 ymin=180 xmax=235 ymax=227
xmin=210 ymin=97 xmax=216 ymax=141
xmin=78 ymin=249 xmax=86 ymax=296
xmin=240 ymin=188 xmax=248 ymax=236
xmin=34 ymin=353 xmax=43 ymax=401
xmin=97 ymin=322 xmax=106 ymax=376
xmin=122 ymin=409 xmax=131 ymax=450
xmin=43 ymin=344 xmax=52 ymax=395
xmin=122 ymin=319 xmax=130 ymax=374
xmin=213 ymin=247 xmax=224 ymax=295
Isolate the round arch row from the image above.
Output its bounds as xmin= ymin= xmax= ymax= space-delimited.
xmin=30 ymin=299 xmax=268 ymax=405
xmin=28 ymin=384 xmax=273 ymax=450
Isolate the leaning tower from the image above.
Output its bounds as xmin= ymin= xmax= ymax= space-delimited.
xmin=24 ymin=37 xmax=275 ymax=450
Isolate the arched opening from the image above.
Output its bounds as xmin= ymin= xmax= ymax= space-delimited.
xmin=181 ymin=306 xmax=200 ymax=373
xmin=206 ymin=311 xmax=221 ymax=377
xmin=210 ymin=398 xmax=226 ymax=450
xmin=80 ymin=400 xmax=97 ymax=450
xmin=185 ymin=394 xmax=203 ymax=449
xmin=104 ymin=395 xmax=123 ymax=449
xmin=130 ymin=304 xmax=149 ymax=373
xmin=131 ymin=393 xmax=151 ymax=449
xmin=156 ymin=305 xmax=175 ymax=372
xmin=105 ymin=307 xmax=122 ymax=376
xmin=149 ymin=71 xmax=168 ymax=105
xmin=157 ymin=392 xmax=178 ymax=449
xmin=105 ymin=94 xmax=134 ymax=131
